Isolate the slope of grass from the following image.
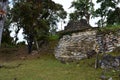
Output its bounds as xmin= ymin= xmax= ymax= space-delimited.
xmin=0 ymin=54 xmax=102 ymax=80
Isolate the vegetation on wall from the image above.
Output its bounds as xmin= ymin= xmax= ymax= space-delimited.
xmin=97 ymin=25 xmax=120 ymax=35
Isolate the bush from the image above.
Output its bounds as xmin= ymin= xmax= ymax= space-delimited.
xmin=1 ymin=43 xmax=17 ymax=48
xmin=48 ymin=34 xmax=59 ymax=41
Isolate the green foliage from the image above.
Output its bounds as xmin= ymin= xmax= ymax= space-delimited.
xmin=69 ymin=0 xmax=94 ymax=23
xmin=97 ymin=25 xmax=120 ymax=35
xmin=1 ymin=6 xmax=14 ymax=45
xmin=95 ymin=0 xmax=120 ymax=27
xmin=48 ymin=35 xmax=59 ymax=41
xmin=10 ymin=0 xmax=67 ymax=52
xmin=1 ymin=42 xmax=17 ymax=48
xmin=107 ymin=7 xmax=120 ymax=25
xmin=101 ymin=69 xmax=120 ymax=80
xmin=2 ymin=29 xmax=13 ymax=46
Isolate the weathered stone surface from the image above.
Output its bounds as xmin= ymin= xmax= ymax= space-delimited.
xmin=55 ymin=29 xmax=120 ymax=62
xmin=55 ymin=30 xmax=97 ymax=61
xmin=99 ymin=54 xmax=120 ymax=69
xmin=97 ymin=32 xmax=120 ymax=53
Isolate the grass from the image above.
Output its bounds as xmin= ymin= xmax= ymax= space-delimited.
xmin=49 ymin=34 xmax=59 ymax=41
xmin=97 ymin=25 xmax=120 ymax=34
xmin=0 ymin=54 xmax=103 ymax=80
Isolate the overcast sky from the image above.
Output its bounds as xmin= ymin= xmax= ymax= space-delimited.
xmin=52 ymin=0 xmax=74 ymax=13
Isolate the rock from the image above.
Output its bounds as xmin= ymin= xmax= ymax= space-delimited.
xmin=100 ymin=75 xmax=107 ymax=80
xmin=87 ymin=50 xmax=96 ymax=58
xmin=55 ymin=30 xmax=97 ymax=62
xmin=108 ymin=77 xmax=112 ymax=80
xmin=100 ymin=54 xmax=120 ymax=69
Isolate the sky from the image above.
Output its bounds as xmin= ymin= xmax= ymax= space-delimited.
xmin=52 ymin=0 xmax=74 ymax=13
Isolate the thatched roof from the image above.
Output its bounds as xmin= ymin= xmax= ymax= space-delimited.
xmin=64 ymin=19 xmax=91 ymax=32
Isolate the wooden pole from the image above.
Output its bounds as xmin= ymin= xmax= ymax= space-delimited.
xmin=95 ymin=44 xmax=99 ymax=69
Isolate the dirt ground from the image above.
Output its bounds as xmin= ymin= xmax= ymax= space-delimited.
xmin=0 ymin=46 xmax=53 ymax=62
xmin=0 ymin=40 xmax=57 ymax=61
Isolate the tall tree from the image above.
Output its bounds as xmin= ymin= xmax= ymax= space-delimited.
xmin=0 ymin=0 xmax=8 ymax=45
xmin=69 ymin=0 xmax=94 ymax=24
xmin=11 ymin=0 xmax=67 ymax=53
xmin=2 ymin=6 xmax=13 ymax=45
xmin=107 ymin=7 xmax=120 ymax=25
xmin=95 ymin=0 xmax=120 ymax=27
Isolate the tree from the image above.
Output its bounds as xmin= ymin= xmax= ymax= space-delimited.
xmin=107 ymin=7 xmax=120 ymax=25
xmin=0 ymin=0 xmax=8 ymax=45
xmin=11 ymin=0 xmax=67 ymax=53
xmin=69 ymin=0 xmax=94 ymax=24
xmin=2 ymin=7 xmax=13 ymax=45
xmin=95 ymin=0 xmax=120 ymax=27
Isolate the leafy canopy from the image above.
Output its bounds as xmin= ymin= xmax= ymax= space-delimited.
xmin=11 ymin=0 xmax=67 ymax=42
xmin=10 ymin=0 xmax=67 ymax=53
xmin=95 ymin=0 xmax=120 ymax=27
xmin=69 ymin=0 xmax=94 ymax=24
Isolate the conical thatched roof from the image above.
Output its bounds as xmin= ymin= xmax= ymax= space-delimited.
xmin=64 ymin=19 xmax=91 ymax=32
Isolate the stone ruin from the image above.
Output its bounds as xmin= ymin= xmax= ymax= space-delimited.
xmin=54 ymin=19 xmax=120 ymax=63
xmin=64 ymin=19 xmax=91 ymax=31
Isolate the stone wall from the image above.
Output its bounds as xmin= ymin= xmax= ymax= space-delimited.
xmin=97 ymin=31 xmax=120 ymax=53
xmin=55 ymin=29 xmax=120 ymax=62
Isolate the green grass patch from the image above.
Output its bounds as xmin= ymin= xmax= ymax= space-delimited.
xmin=97 ymin=25 xmax=120 ymax=34
xmin=0 ymin=54 xmax=103 ymax=80
xmin=48 ymin=35 xmax=59 ymax=41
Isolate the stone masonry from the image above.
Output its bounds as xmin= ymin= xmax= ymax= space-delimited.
xmin=55 ymin=29 xmax=120 ymax=62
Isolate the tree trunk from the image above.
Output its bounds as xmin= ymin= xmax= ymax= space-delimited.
xmin=35 ymin=38 xmax=40 ymax=53
xmin=0 ymin=0 xmax=8 ymax=46
xmin=95 ymin=52 xmax=99 ymax=69
xmin=0 ymin=20 xmax=4 ymax=45
xmin=27 ymin=40 xmax=33 ymax=54
xmin=95 ymin=43 xmax=99 ymax=69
